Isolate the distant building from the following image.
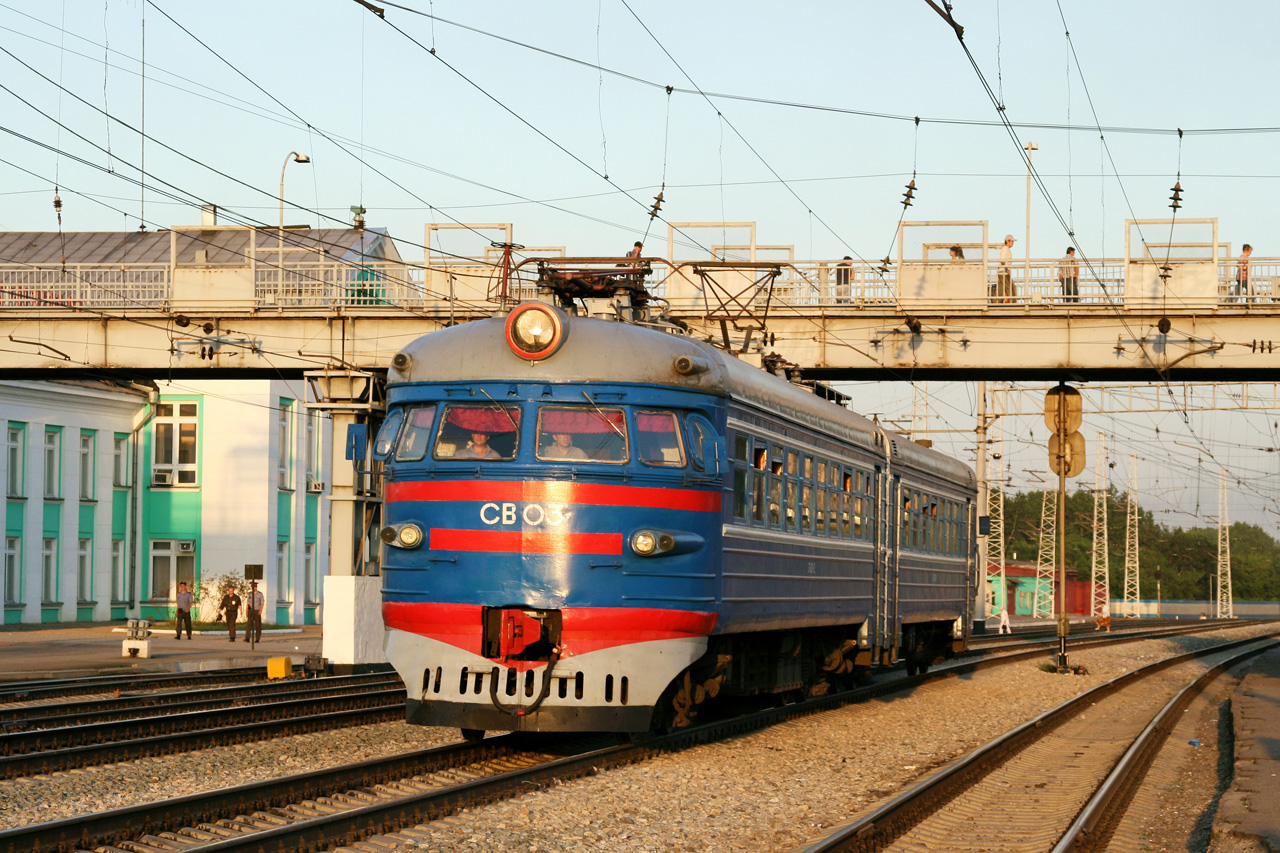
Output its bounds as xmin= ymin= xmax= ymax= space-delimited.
xmin=987 ymin=559 xmax=1093 ymax=616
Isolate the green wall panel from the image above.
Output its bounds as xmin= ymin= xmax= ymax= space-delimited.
xmin=42 ymin=501 xmax=62 ymax=537
xmin=78 ymin=503 xmax=94 ymax=537
xmin=4 ymin=608 xmax=22 ymax=625
xmin=304 ymin=605 xmax=318 ymax=626
xmin=76 ymin=606 xmax=94 ymax=622
xmin=275 ymin=605 xmax=290 ymax=626
xmin=110 ymin=606 xmax=127 ymax=620
xmin=277 ymin=492 xmax=292 ymax=539
xmin=5 ymin=501 xmax=22 ymax=536
xmin=112 ymin=491 xmax=128 ymax=537
xmin=305 ymin=495 xmax=318 ymax=542
xmin=41 ymin=607 xmax=60 ymax=623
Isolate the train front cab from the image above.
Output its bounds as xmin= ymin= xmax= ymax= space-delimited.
xmin=376 ymin=383 xmax=727 ymax=735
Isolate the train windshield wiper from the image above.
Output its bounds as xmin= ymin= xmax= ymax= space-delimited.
xmin=580 ymin=390 xmax=627 ymax=441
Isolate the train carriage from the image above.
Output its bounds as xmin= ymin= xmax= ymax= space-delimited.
xmin=374 ymin=290 xmax=976 ymax=737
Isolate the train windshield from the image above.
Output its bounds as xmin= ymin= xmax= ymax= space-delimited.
xmin=433 ymin=403 xmax=522 ymax=461
xmin=535 ymin=406 xmax=628 ymax=463
xmin=394 ymin=404 xmax=438 ymax=462
xmin=635 ymin=411 xmax=686 ymax=467
xmin=373 ymin=407 xmax=406 ymax=459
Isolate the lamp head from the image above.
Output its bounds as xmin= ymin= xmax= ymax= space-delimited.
xmin=292 ymin=153 xmax=311 ymax=164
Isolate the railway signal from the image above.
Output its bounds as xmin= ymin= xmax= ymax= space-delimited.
xmin=1045 ymin=384 xmax=1084 ymax=670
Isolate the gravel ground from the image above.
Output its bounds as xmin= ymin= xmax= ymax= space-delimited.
xmin=1 ymin=622 xmax=1274 ymax=851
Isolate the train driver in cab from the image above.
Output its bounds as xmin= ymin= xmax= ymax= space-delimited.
xmin=543 ymin=432 xmax=588 ymax=460
xmin=456 ymin=431 xmax=501 ymax=460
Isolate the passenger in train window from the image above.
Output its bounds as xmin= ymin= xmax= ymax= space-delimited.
xmin=542 ymin=433 xmax=587 ymax=460
xmin=456 ymin=432 xmax=501 ymax=460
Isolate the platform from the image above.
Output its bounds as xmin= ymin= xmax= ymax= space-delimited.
xmin=0 ymin=623 xmax=325 ymax=681
xmin=1215 ymin=645 xmax=1280 ymax=851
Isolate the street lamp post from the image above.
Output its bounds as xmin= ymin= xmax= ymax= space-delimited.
xmin=1024 ymin=142 xmax=1037 ymax=296
xmin=279 ymin=152 xmax=311 ymax=294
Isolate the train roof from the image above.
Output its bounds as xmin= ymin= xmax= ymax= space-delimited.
xmin=392 ymin=311 xmax=974 ymax=489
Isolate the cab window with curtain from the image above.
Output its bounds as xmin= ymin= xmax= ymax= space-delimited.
xmin=433 ymin=404 xmax=521 ymax=460
xmin=635 ymin=411 xmax=686 ymax=467
xmin=536 ymin=406 xmax=628 ymax=462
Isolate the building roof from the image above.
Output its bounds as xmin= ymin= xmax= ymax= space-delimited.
xmin=0 ymin=227 xmax=401 ymax=267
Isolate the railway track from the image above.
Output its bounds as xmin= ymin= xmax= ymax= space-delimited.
xmin=0 ymin=675 xmax=406 ymax=780
xmin=793 ymin=634 xmax=1279 ymax=852
xmin=9 ymin=623 xmax=1266 ymax=853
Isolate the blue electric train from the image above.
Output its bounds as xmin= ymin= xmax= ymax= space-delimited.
xmin=373 ymin=278 xmax=976 ymax=737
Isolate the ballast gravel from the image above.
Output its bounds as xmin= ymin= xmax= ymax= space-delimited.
xmin=0 ymin=622 xmax=1273 ymax=852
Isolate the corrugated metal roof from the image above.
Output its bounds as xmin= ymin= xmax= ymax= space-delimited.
xmin=0 ymin=227 xmax=402 ymax=267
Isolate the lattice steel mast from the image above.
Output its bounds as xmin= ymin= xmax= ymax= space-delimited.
xmin=1033 ymin=488 xmax=1057 ymax=619
xmin=1217 ymin=468 xmax=1234 ymax=619
xmin=986 ymin=431 xmax=1007 ymax=617
xmin=1122 ymin=455 xmax=1141 ymax=617
xmin=1090 ymin=432 xmax=1110 ymax=617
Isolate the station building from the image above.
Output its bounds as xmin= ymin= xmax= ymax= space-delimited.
xmin=987 ymin=559 xmax=1094 ymax=616
xmin=0 ymin=223 xmax=402 ymax=626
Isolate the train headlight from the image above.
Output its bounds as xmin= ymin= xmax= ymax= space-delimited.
xmin=631 ymin=531 xmax=658 ymax=555
xmin=505 ymin=302 xmax=566 ymax=361
xmin=379 ymin=523 xmax=424 ymax=549
xmin=397 ymin=524 xmax=424 ymax=548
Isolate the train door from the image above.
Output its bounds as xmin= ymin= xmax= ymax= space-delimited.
xmin=872 ymin=466 xmax=898 ymax=666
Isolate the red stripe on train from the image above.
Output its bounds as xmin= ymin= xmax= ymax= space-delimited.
xmin=382 ymin=601 xmax=717 ymax=661
xmin=430 ymin=528 xmax=623 ymax=555
xmin=387 ymin=479 xmax=721 ymax=513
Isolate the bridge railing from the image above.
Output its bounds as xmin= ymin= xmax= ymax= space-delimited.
xmin=1 ymin=257 xmax=1276 ymax=312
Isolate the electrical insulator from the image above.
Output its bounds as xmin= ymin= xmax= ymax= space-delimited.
xmin=1168 ymin=181 xmax=1183 ymax=210
xmin=649 ymin=190 xmax=664 ymax=221
xmin=901 ymin=179 xmax=916 ymax=209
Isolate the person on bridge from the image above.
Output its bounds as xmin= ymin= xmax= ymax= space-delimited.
xmin=1058 ymin=247 xmax=1079 ymax=303
xmin=174 ymin=581 xmax=194 ymax=640
xmin=1234 ymin=244 xmax=1252 ymax=303
xmin=996 ymin=234 xmax=1016 ymax=303
xmin=949 ymin=245 xmax=965 ymax=262
xmin=625 ymin=241 xmax=643 ymax=260
xmin=245 ymin=581 xmax=265 ymax=643
xmin=217 ymin=584 xmax=242 ymax=642
xmin=835 ymin=256 xmax=853 ymax=303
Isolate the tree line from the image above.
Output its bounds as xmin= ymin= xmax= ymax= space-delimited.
xmin=999 ymin=488 xmax=1280 ymax=602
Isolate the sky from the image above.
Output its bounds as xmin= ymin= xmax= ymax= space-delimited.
xmin=2 ymin=0 xmax=1280 ymax=536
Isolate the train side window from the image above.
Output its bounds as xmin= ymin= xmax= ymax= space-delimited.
xmin=535 ymin=406 xmax=628 ymax=463
xmin=687 ymin=416 xmax=718 ymax=475
xmin=816 ymin=460 xmax=827 ymax=485
xmin=732 ymin=469 xmax=748 ymax=519
xmin=801 ymin=484 xmax=812 ymax=531
xmin=786 ymin=451 xmax=798 ymax=476
xmin=394 ymin=405 xmax=438 ymax=462
xmin=433 ymin=404 xmax=521 ymax=461
xmin=636 ymin=411 xmax=685 ymax=467
xmin=768 ymin=476 xmax=782 ymax=527
xmin=732 ymin=434 xmax=749 ymax=462
xmin=373 ymin=408 xmax=406 ymax=460
xmin=751 ymin=470 xmax=766 ymax=523
xmin=784 ymin=480 xmax=796 ymax=530
xmin=803 ymin=455 xmax=813 ymax=479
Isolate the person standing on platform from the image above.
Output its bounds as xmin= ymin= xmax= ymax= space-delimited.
xmin=997 ymin=607 xmax=1011 ymax=634
xmin=174 ymin=581 xmax=194 ymax=640
xmin=1058 ymin=246 xmax=1079 ymax=303
xmin=218 ymin=584 xmax=242 ymax=642
xmin=246 ymin=581 xmax=265 ymax=643
xmin=996 ymin=234 xmax=1016 ymax=303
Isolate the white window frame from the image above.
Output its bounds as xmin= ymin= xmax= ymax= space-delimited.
xmin=303 ymin=542 xmax=317 ymax=603
xmin=111 ymin=539 xmax=125 ymax=603
xmin=79 ymin=432 xmax=95 ymax=501
xmin=304 ymin=412 xmax=323 ymax=491
xmin=276 ymin=541 xmax=292 ymax=603
xmin=278 ymin=400 xmax=294 ymax=490
xmin=113 ymin=435 xmax=130 ymax=487
xmin=152 ymin=402 xmax=199 ymax=487
xmin=43 ymin=429 xmax=61 ymax=498
xmin=5 ymin=426 xmax=23 ymax=498
xmin=41 ymin=537 xmax=57 ymax=603
xmin=3 ymin=537 xmax=20 ymax=605
xmin=77 ymin=538 xmax=93 ymax=602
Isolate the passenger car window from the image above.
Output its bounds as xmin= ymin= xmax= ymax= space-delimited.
xmin=635 ymin=411 xmax=686 ymax=467
xmin=394 ymin=405 xmax=437 ymax=462
xmin=535 ymin=406 xmax=628 ymax=463
xmin=433 ymin=404 xmax=521 ymax=460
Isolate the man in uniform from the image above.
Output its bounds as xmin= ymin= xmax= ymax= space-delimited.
xmin=217 ymin=584 xmax=242 ymax=642
xmin=246 ymin=581 xmax=265 ymax=643
xmin=174 ymin=581 xmax=194 ymax=640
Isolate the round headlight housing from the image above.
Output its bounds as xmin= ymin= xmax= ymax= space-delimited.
xmin=505 ymin=302 xmax=566 ymax=361
xmin=631 ymin=531 xmax=658 ymax=556
xmin=397 ymin=524 xmax=424 ymax=549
